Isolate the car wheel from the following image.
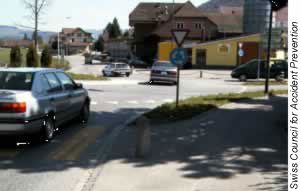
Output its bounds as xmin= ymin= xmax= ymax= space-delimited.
xmin=43 ymin=117 xmax=55 ymax=142
xmin=275 ymin=73 xmax=284 ymax=82
xmin=102 ymin=71 xmax=107 ymax=77
xmin=32 ymin=117 xmax=55 ymax=144
xmin=239 ymin=74 xmax=247 ymax=82
xmin=126 ymin=73 xmax=130 ymax=77
xmin=79 ymin=103 xmax=90 ymax=125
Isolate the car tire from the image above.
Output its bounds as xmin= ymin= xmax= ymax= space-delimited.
xmin=239 ymin=74 xmax=247 ymax=82
xmin=32 ymin=117 xmax=55 ymax=144
xmin=275 ymin=73 xmax=284 ymax=82
xmin=102 ymin=71 xmax=107 ymax=77
xmin=43 ymin=117 xmax=55 ymax=142
xmin=126 ymin=73 xmax=130 ymax=77
xmin=79 ymin=103 xmax=90 ymax=125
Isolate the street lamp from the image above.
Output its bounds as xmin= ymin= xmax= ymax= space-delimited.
xmin=57 ymin=17 xmax=72 ymax=63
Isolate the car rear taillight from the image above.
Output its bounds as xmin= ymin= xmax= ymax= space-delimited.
xmin=0 ymin=102 xmax=26 ymax=113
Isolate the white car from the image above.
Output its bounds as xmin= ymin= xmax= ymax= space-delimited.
xmin=150 ymin=61 xmax=177 ymax=84
xmin=102 ymin=63 xmax=132 ymax=77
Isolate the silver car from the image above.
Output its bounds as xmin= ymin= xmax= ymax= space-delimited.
xmin=0 ymin=68 xmax=90 ymax=142
xmin=150 ymin=61 xmax=177 ymax=84
xmin=102 ymin=63 xmax=132 ymax=77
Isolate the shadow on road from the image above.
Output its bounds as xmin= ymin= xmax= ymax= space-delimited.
xmin=0 ymin=96 xmax=288 ymax=191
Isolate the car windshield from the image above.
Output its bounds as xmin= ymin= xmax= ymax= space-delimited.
xmin=116 ymin=64 xmax=128 ymax=68
xmin=153 ymin=62 xmax=174 ymax=68
xmin=0 ymin=72 xmax=34 ymax=91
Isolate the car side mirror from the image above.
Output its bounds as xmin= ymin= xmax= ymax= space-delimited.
xmin=75 ymin=83 xmax=83 ymax=89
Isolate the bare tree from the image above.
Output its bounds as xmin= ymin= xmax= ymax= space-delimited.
xmin=22 ymin=0 xmax=50 ymax=47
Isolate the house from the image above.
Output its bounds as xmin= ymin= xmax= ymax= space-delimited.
xmin=0 ymin=40 xmax=32 ymax=48
xmin=49 ymin=28 xmax=93 ymax=55
xmin=203 ymin=6 xmax=244 ymax=37
xmin=189 ymin=34 xmax=262 ymax=69
xmin=129 ymin=1 xmax=218 ymax=63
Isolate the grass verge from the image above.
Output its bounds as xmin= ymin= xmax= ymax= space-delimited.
xmin=67 ymin=72 xmax=109 ymax=81
xmin=145 ymin=90 xmax=288 ymax=124
xmin=244 ymin=80 xmax=287 ymax=86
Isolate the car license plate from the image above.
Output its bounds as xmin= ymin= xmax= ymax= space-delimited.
xmin=161 ymin=72 xmax=167 ymax=75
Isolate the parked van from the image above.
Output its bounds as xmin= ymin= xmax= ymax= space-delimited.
xmin=231 ymin=59 xmax=288 ymax=81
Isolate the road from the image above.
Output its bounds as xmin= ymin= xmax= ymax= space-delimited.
xmin=0 ymin=56 xmax=284 ymax=191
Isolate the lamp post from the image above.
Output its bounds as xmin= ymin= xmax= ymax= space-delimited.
xmin=57 ymin=17 xmax=71 ymax=64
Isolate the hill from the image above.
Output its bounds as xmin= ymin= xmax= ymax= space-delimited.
xmin=0 ymin=25 xmax=56 ymax=42
xmin=199 ymin=0 xmax=244 ymax=12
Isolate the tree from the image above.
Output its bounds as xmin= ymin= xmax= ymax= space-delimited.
xmin=93 ymin=35 xmax=104 ymax=52
xmin=269 ymin=0 xmax=287 ymax=11
xmin=26 ymin=44 xmax=39 ymax=67
xmin=123 ymin=30 xmax=129 ymax=39
xmin=105 ymin=18 xmax=122 ymax=39
xmin=112 ymin=18 xmax=122 ymax=38
xmin=41 ymin=45 xmax=52 ymax=67
xmin=23 ymin=0 xmax=50 ymax=47
xmin=32 ymin=33 xmax=44 ymax=45
xmin=10 ymin=45 xmax=22 ymax=67
xmin=23 ymin=33 xmax=29 ymax=40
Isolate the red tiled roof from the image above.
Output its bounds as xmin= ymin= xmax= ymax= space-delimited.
xmin=1 ymin=40 xmax=33 ymax=47
xmin=129 ymin=2 xmax=183 ymax=24
xmin=205 ymin=12 xmax=243 ymax=33
xmin=174 ymin=1 xmax=205 ymax=18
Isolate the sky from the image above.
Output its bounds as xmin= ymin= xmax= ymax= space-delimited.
xmin=1 ymin=0 xmax=208 ymax=32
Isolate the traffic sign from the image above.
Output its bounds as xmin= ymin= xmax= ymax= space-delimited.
xmin=170 ymin=48 xmax=187 ymax=66
xmin=238 ymin=49 xmax=244 ymax=57
xmin=171 ymin=29 xmax=190 ymax=47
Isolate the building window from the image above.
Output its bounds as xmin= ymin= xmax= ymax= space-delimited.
xmin=77 ymin=33 xmax=82 ymax=37
xmin=176 ymin=22 xmax=185 ymax=29
xmin=195 ymin=23 xmax=203 ymax=30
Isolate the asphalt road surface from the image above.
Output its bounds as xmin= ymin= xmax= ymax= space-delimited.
xmin=0 ymin=58 xmax=281 ymax=191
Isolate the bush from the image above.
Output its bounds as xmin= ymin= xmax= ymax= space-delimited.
xmin=10 ymin=45 xmax=22 ymax=67
xmin=26 ymin=45 xmax=39 ymax=67
xmin=41 ymin=45 xmax=52 ymax=67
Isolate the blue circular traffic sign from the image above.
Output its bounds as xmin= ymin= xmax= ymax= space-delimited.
xmin=170 ymin=48 xmax=188 ymax=66
xmin=238 ymin=49 xmax=244 ymax=57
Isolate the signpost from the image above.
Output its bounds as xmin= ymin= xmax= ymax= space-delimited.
xmin=170 ymin=29 xmax=190 ymax=107
xmin=238 ymin=42 xmax=244 ymax=67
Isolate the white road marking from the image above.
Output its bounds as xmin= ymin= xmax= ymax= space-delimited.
xmin=145 ymin=100 xmax=156 ymax=104
xmin=238 ymin=86 xmax=247 ymax=93
xmin=107 ymin=101 xmax=119 ymax=105
xmin=91 ymin=101 xmax=98 ymax=105
xmin=163 ymin=99 xmax=174 ymax=103
xmin=128 ymin=101 xmax=138 ymax=104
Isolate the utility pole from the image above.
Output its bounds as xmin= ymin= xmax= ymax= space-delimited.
xmin=264 ymin=3 xmax=273 ymax=94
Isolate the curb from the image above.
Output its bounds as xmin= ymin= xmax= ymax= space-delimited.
xmin=72 ymin=113 xmax=144 ymax=191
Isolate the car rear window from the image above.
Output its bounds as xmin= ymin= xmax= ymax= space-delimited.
xmin=154 ymin=62 xmax=174 ymax=68
xmin=0 ymin=72 xmax=34 ymax=90
xmin=116 ymin=64 xmax=128 ymax=68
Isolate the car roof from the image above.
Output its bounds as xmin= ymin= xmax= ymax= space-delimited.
xmin=0 ymin=67 xmax=64 ymax=73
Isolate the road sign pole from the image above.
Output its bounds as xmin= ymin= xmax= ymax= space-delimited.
xmin=176 ymin=65 xmax=180 ymax=107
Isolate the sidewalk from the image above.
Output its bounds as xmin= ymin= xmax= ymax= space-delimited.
xmin=92 ymin=96 xmax=288 ymax=191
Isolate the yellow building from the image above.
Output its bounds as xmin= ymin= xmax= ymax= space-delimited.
xmin=191 ymin=34 xmax=262 ymax=68
xmin=158 ymin=41 xmax=177 ymax=61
